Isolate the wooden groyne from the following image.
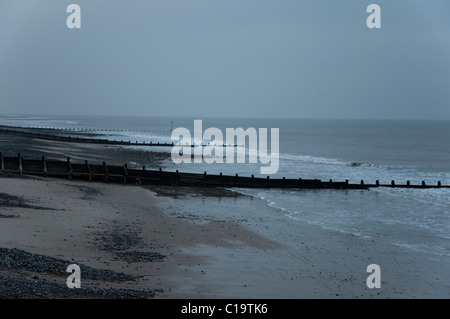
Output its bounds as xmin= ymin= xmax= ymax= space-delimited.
xmin=0 ymin=124 xmax=171 ymax=134
xmin=0 ymin=126 xmax=238 ymax=148
xmin=1 ymin=153 xmax=448 ymax=190
xmin=0 ymin=126 xmax=173 ymax=147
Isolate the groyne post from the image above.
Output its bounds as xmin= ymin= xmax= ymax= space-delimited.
xmin=103 ymin=161 xmax=109 ymax=183
xmin=18 ymin=153 xmax=23 ymax=176
xmin=123 ymin=164 xmax=128 ymax=184
xmin=42 ymin=156 xmax=47 ymax=177
xmin=67 ymin=157 xmax=73 ymax=180
xmin=85 ymin=160 xmax=93 ymax=182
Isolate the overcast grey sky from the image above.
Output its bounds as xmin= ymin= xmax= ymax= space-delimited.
xmin=0 ymin=0 xmax=449 ymax=119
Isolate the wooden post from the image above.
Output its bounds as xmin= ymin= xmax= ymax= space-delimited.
xmin=0 ymin=152 xmax=3 ymax=171
xmin=103 ymin=161 xmax=109 ymax=183
xmin=422 ymin=181 xmax=426 ymax=187
xmin=67 ymin=157 xmax=73 ymax=180
xmin=407 ymin=180 xmax=410 ymax=186
xmin=18 ymin=153 xmax=23 ymax=176
xmin=86 ymin=160 xmax=92 ymax=182
xmin=123 ymin=163 xmax=128 ymax=184
xmin=391 ymin=180 xmax=395 ymax=186
xmin=376 ymin=180 xmax=379 ymax=186
xmin=438 ymin=181 xmax=441 ymax=187
xmin=42 ymin=156 xmax=47 ymax=177
xmin=361 ymin=180 xmax=364 ymax=185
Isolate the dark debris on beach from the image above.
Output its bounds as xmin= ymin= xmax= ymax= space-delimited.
xmin=0 ymin=274 xmax=157 ymax=299
xmin=0 ymin=193 xmax=55 ymax=211
xmin=95 ymin=227 xmax=167 ymax=263
xmin=0 ymin=247 xmax=158 ymax=299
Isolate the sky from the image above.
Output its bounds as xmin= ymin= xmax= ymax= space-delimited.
xmin=0 ymin=0 xmax=449 ymax=119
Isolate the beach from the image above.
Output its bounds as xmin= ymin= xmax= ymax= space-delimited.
xmin=1 ymin=173 xmax=449 ymax=298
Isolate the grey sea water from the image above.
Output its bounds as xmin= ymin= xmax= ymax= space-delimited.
xmin=1 ymin=114 xmax=449 ymax=260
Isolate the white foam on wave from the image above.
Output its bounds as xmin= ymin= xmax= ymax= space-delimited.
xmin=279 ymin=153 xmax=384 ymax=169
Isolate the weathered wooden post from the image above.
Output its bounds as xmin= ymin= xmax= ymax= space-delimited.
xmin=67 ymin=157 xmax=73 ymax=180
xmin=422 ymin=181 xmax=426 ymax=187
xmin=18 ymin=153 xmax=23 ymax=176
xmin=123 ymin=163 xmax=128 ymax=184
xmin=103 ymin=161 xmax=109 ymax=183
xmin=42 ymin=156 xmax=47 ymax=177
xmin=361 ymin=180 xmax=364 ymax=185
xmin=85 ymin=160 xmax=92 ymax=182
xmin=376 ymin=180 xmax=379 ymax=186
xmin=407 ymin=180 xmax=410 ymax=186
xmin=438 ymin=181 xmax=441 ymax=187
xmin=391 ymin=180 xmax=395 ymax=186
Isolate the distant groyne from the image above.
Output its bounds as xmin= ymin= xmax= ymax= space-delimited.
xmin=0 ymin=125 xmax=238 ymax=148
xmin=0 ymin=125 xmax=173 ymax=147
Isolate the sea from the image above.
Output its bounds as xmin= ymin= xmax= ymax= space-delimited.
xmin=1 ymin=114 xmax=449 ymax=261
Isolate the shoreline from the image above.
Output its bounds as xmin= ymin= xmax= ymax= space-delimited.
xmin=1 ymin=174 xmax=449 ymax=298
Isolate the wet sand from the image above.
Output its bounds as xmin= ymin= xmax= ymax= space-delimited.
xmin=0 ymin=175 xmax=280 ymax=298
